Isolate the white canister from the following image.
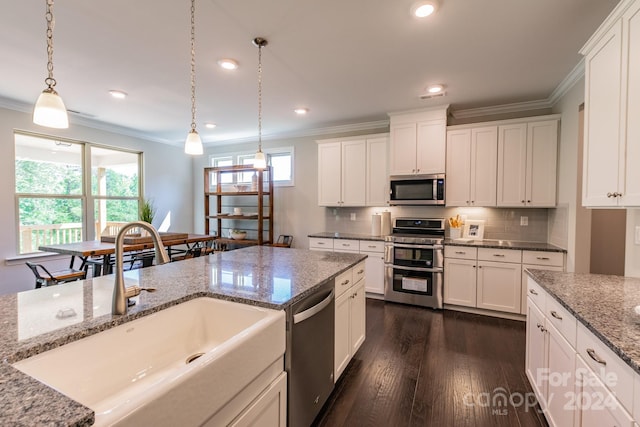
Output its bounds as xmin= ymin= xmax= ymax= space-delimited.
xmin=371 ymin=214 xmax=382 ymax=236
xmin=380 ymin=211 xmax=392 ymax=235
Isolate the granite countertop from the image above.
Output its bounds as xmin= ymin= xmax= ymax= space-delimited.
xmin=0 ymin=246 xmax=366 ymax=427
xmin=308 ymin=231 xmax=386 ymax=241
xmin=444 ymin=239 xmax=566 ymax=253
xmin=526 ymin=269 xmax=640 ymax=375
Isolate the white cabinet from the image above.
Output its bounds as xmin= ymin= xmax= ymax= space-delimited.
xmin=526 ymin=301 xmax=547 ymax=401
xmin=317 ymin=134 xmax=389 ymax=207
xmin=443 ymin=246 xmax=477 ymax=307
xmin=335 ymin=263 xmax=366 ymax=381
xmin=366 ymin=137 xmax=389 ymax=206
xmin=445 ymin=126 xmax=498 ymax=207
xmin=497 ymin=119 xmax=558 ymax=207
xmin=229 ymin=372 xmax=287 ymax=427
xmin=389 ymin=106 xmax=448 ymax=176
xmin=476 ymin=248 xmax=522 ymax=314
xmin=582 ymin=0 xmax=640 ymax=207
xmin=360 ymin=240 xmax=385 ymax=295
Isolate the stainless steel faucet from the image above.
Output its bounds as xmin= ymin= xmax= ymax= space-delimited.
xmin=112 ymin=221 xmax=170 ymax=315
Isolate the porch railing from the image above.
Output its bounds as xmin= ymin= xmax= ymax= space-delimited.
xmin=20 ymin=221 xmax=131 ymax=253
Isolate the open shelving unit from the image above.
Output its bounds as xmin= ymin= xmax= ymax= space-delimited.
xmin=204 ymin=165 xmax=273 ymax=247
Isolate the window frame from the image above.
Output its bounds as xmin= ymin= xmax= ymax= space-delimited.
xmin=14 ymin=131 xmax=143 ymax=255
xmin=209 ymin=146 xmax=294 ymax=187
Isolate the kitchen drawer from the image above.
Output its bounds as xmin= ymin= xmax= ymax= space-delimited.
xmin=577 ymin=322 xmax=635 ymax=413
xmin=478 ymin=248 xmax=521 ymax=263
xmin=522 ymin=250 xmax=564 ymax=268
xmin=335 ymin=268 xmax=353 ymax=298
xmin=444 ymin=246 xmax=477 ymax=260
xmin=334 ymin=239 xmax=359 ymax=253
xmin=353 ymin=261 xmax=366 ymax=285
xmin=526 ymin=276 xmax=546 ymax=312
xmin=359 ymin=240 xmax=384 ymax=253
xmin=310 ymin=237 xmax=334 ymax=250
xmin=545 ymin=295 xmax=577 ymax=347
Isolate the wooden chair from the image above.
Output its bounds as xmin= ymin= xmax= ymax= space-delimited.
xmin=26 ymin=262 xmax=86 ymax=289
xmin=272 ymin=235 xmax=293 ymax=248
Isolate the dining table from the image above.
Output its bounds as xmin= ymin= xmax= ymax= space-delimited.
xmin=39 ymin=233 xmax=217 ymax=277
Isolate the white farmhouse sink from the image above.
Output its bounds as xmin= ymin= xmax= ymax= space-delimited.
xmin=14 ymin=297 xmax=285 ymax=426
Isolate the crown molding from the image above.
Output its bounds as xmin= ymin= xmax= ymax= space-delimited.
xmin=548 ymin=58 xmax=585 ymax=107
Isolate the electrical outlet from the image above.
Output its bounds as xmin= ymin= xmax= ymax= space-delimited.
xmin=520 ymin=216 xmax=528 ymax=226
xmin=350 ymin=212 xmax=356 ymax=221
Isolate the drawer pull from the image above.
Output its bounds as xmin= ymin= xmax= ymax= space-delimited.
xmin=550 ymin=311 xmax=563 ymax=320
xmin=342 ymin=243 xmax=350 ymax=247
xmin=536 ymin=256 xmax=550 ymax=260
xmin=529 ymin=289 xmax=538 ymax=295
xmin=341 ymin=279 xmax=350 ymax=286
xmin=493 ymin=254 xmax=505 ymax=257
xmin=455 ymin=251 xmax=466 ymax=254
xmin=586 ymin=348 xmax=607 ymax=366
xmin=368 ymin=245 xmax=376 ymax=248
xmin=318 ymin=242 xmax=326 ymax=245
xmin=357 ymin=269 xmax=364 ymax=274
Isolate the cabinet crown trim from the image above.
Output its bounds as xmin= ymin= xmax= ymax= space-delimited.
xmin=446 ymin=114 xmax=561 ymax=131
xmin=316 ymin=133 xmax=389 ymax=144
xmin=580 ymin=0 xmax=637 ymax=55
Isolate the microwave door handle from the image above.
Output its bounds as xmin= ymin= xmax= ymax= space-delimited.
xmin=433 ymin=179 xmax=437 ymax=199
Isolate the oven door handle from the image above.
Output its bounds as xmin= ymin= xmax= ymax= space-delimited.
xmin=391 ymin=243 xmax=443 ymax=250
xmin=388 ymin=265 xmax=443 ymax=273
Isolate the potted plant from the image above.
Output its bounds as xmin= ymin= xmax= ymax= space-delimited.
xmin=139 ymin=198 xmax=156 ymax=225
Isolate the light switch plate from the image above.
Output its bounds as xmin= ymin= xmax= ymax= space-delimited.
xmin=520 ymin=216 xmax=528 ymax=226
xmin=350 ymin=212 xmax=356 ymax=221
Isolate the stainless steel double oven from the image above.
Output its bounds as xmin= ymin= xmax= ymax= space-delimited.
xmin=384 ymin=218 xmax=444 ymax=309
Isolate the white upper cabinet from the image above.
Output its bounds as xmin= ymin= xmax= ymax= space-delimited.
xmin=445 ymin=126 xmax=497 ymax=207
xmin=582 ymin=0 xmax=640 ymax=206
xmin=497 ymin=119 xmax=558 ymax=207
xmin=317 ymin=134 xmax=389 ymax=207
xmin=389 ymin=106 xmax=448 ymax=176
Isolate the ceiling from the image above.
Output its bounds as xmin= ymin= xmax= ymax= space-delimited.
xmin=0 ymin=0 xmax=620 ymax=147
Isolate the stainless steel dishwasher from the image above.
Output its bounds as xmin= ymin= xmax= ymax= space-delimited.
xmin=285 ymin=279 xmax=335 ymax=427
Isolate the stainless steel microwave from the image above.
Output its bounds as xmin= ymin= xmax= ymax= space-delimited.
xmin=389 ymin=174 xmax=445 ymax=205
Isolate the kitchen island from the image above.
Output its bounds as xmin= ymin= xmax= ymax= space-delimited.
xmin=0 ymin=246 xmax=366 ymax=426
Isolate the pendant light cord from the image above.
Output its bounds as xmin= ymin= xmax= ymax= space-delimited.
xmin=190 ymin=0 xmax=197 ymax=132
xmin=45 ymin=0 xmax=57 ymax=90
xmin=257 ymin=42 xmax=263 ymax=151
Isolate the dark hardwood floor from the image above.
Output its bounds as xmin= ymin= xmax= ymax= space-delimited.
xmin=314 ymin=299 xmax=548 ymax=427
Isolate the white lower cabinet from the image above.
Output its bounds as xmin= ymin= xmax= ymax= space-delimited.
xmin=443 ymin=257 xmax=477 ymax=307
xmin=526 ymin=275 xmax=638 ymax=427
xmin=476 ymin=259 xmax=521 ymax=314
xmin=335 ymin=263 xmax=366 ymax=382
xmin=230 ymin=372 xmax=287 ymax=427
xmin=310 ymin=237 xmax=385 ymax=296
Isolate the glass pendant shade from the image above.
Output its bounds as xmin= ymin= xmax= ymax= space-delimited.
xmin=254 ymin=150 xmax=267 ymax=169
xmin=33 ymin=88 xmax=69 ymax=129
xmin=184 ymin=130 xmax=203 ymax=155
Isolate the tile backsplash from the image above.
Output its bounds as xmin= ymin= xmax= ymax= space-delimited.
xmin=321 ymin=206 xmax=550 ymax=242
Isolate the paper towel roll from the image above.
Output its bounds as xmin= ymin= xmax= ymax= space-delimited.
xmin=371 ymin=214 xmax=382 ymax=236
xmin=381 ymin=211 xmax=391 ymax=235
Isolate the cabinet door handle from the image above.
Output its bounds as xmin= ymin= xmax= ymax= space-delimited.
xmin=493 ymin=254 xmax=505 ymax=257
xmin=586 ymin=348 xmax=607 ymax=366
xmin=607 ymin=192 xmax=613 ymax=198
xmin=550 ymin=310 xmax=563 ymax=320
xmin=341 ymin=279 xmax=350 ymax=286
xmin=536 ymin=323 xmax=543 ymax=329
xmin=536 ymin=256 xmax=550 ymax=260
xmin=527 ymin=200 xmax=531 ymax=203
xmin=529 ymin=289 xmax=538 ymax=295
xmin=521 ymin=200 xmax=525 ymax=204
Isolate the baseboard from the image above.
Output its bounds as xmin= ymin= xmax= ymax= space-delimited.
xmin=443 ymin=304 xmax=526 ymax=321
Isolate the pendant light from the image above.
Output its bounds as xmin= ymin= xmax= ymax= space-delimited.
xmin=33 ymin=0 xmax=69 ymax=129
xmin=253 ymin=37 xmax=268 ymax=169
xmin=184 ymin=0 xmax=203 ymax=155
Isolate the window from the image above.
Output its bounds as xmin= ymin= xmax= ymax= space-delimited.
xmin=210 ymin=147 xmax=294 ymax=186
xmin=15 ymin=133 xmax=142 ymax=254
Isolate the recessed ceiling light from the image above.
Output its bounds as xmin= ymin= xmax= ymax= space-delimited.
xmin=204 ymin=122 xmax=217 ymax=129
xmin=217 ymin=59 xmax=238 ymax=70
xmin=109 ymin=90 xmax=127 ymax=99
xmin=294 ymin=108 xmax=309 ymax=115
xmin=427 ymin=84 xmax=444 ymax=94
xmin=411 ymin=1 xmax=439 ymax=18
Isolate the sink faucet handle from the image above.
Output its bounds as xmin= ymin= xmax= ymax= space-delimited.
xmin=140 ymin=287 xmax=157 ymax=293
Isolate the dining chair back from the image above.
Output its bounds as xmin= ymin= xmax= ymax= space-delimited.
xmin=26 ymin=262 xmax=87 ymax=289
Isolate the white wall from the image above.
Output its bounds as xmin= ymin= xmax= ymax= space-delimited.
xmin=550 ymin=77 xmax=591 ymax=272
xmin=0 ymin=107 xmax=194 ymax=294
